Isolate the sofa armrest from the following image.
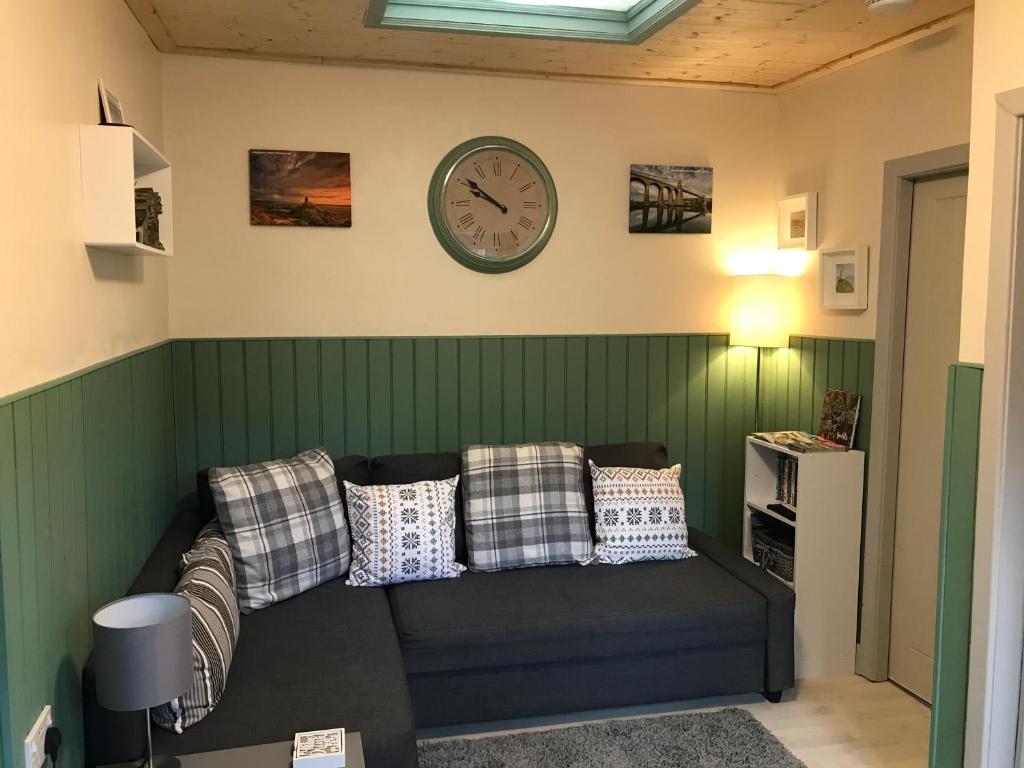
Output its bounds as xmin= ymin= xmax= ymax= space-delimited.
xmin=688 ymin=528 xmax=795 ymax=693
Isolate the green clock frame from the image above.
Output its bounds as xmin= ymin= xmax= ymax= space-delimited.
xmin=428 ymin=136 xmax=558 ymax=274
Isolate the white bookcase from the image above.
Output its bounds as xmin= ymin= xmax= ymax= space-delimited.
xmin=743 ymin=436 xmax=864 ymax=678
xmin=80 ymin=125 xmax=173 ymax=256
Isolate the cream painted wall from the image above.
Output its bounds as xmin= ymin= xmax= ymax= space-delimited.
xmin=162 ymin=55 xmax=782 ymax=339
xmin=779 ymin=19 xmax=974 ymax=342
xmin=959 ymin=0 xmax=1024 ymax=364
xmin=0 ymin=0 xmax=168 ymax=399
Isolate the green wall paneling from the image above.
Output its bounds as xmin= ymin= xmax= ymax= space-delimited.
xmin=0 ymin=344 xmax=176 ymax=768
xmin=170 ymin=335 xmax=762 ymax=544
xmin=930 ymin=363 xmax=983 ymax=768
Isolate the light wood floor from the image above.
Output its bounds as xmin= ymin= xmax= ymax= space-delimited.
xmin=418 ymin=676 xmax=931 ymax=767
xmin=743 ymin=677 xmax=931 ymax=767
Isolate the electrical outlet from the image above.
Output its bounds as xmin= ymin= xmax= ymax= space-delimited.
xmin=23 ymin=706 xmax=52 ymax=768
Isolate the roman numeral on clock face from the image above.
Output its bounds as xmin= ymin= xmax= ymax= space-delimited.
xmin=518 ymin=216 xmax=534 ymax=229
xmin=522 ymin=201 xmax=540 ymax=210
xmin=472 ymin=225 xmax=486 ymax=242
xmin=458 ymin=212 xmax=474 ymax=228
xmin=493 ymin=232 xmax=501 ymax=248
xmin=519 ymin=181 xmax=535 ymax=193
xmin=509 ymin=230 xmax=519 ymax=244
xmin=473 ymin=163 xmax=486 ymax=180
xmin=492 ymin=158 xmax=502 ymax=176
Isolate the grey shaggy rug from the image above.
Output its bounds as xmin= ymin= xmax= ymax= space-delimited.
xmin=417 ymin=708 xmax=805 ymax=768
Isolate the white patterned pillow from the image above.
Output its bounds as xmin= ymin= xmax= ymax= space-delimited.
xmin=344 ymin=477 xmax=466 ymax=587
xmin=588 ymin=461 xmax=697 ymax=564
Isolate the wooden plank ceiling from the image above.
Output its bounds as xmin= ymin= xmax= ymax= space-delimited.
xmin=128 ymin=0 xmax=972 ymax=90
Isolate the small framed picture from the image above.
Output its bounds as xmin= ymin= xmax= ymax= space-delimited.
xmin=778 ymin=193 xmax=817 ymax=250
xmin=97 ymin=79 xmax=127 ymax=125
xmin=820 ymin=245 xmax=868 ymax=310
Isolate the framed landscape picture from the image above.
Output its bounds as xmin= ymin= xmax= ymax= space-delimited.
xmin=778 ymin=192 xmax=817 ymax=249
xmin=249 ymin=149 xmax=352 ymax=227
xmin=629 ymin=165 xmax=713 ymax=234
xmin=820 ymin=245 xmax=868 ymax=310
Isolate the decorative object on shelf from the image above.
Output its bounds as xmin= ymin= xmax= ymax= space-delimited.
xmin=428 ymin=136 xmax=557 ymax=273
xmin=750 ymin=512 xmax=796 ymax=582
xmin=249 ymin=149 xmax=352 ymax=227
xmin=135 ymin=187 xmax=164 ymax=251
xmin=92 ymin=593 xmax=192 ymax=768
xmin=629 ymin=165 xmax=712 ymax=234
xmin=819 ymin=388 xmax=862 ymax=448
xmin=752 ymin=430 xmax=845 ymax=453
xmin=97 ymin=79 xmax=127 ymax=126
xmin=820 ymin=245 xmax=868 ymax=310
xmin=777 ymin=192 xmax=817 ymax=250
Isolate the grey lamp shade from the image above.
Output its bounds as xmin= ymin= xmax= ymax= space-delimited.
xmin=92 ymin=593 xmax=192 ymax=712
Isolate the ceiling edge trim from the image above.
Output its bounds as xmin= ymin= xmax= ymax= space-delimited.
xmin=167 ymin=46 xmax=776 ymax=93
xmin=123 ymin=0 xmax=177 ymax=52
xmin=773 ymin=5 xmax=974 ymax=94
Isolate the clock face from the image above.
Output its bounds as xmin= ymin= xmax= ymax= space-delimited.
xmin=429 ymin=138 xmax=557 ymax=273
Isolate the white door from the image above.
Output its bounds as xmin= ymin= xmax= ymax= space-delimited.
xmin=888 ymin=173 xmax=968 ymax=702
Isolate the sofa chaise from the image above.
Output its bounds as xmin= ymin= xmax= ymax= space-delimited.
xmin=83 ymin=442 xmax=794 ymax=768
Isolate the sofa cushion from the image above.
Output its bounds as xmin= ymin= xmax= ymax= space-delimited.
xmin=153 ymin=522 xmax=240 ymax=734
xmin=210 ymin=448 xmax=352 ymax=613
xmin=369 ymin=452 xmax=464 ymax=561
xmin=386 ymin=540 xmax=767 ymax=674
xmin=152 ymin=578 xmax=417 ymax=768
xmin=344 ymin=477 xmax=465 ymax=586
xmin=461 ymin=442 xmax=593 ymax=572
xmin=589 ymin=461 xmax=696 ymax=564
xmin=582 ymin=443 xmax=669 ymax=537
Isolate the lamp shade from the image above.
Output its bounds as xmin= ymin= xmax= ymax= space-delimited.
xmin=92 ymin=593 xmax=192 ymax=712
xmin=729 ymin=274 xmax=791 ymax=349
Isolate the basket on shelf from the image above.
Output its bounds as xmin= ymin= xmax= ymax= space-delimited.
xmin=750 ymin=513 xmax=795 ymax=583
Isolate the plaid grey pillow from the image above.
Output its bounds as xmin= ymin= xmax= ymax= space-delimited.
xmin=209 ymin=448 xmax=350 ymax=613
xmin=462 ymin=442 xmax=593 ymax=572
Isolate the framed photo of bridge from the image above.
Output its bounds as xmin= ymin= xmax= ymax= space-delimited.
xmin=629 ymin=165 xmax=713 ymax=234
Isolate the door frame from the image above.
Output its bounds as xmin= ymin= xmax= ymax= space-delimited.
xmin=857 ymin=144 xmax=970 ymax=681
xmin=964 ymin=86 xmax=1024 ymax=768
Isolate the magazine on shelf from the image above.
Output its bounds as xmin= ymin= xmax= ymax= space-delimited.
xmin=818 ymin=388 xmax=862 ymax=449
xmin=294 ymin=728 xmax=345 ymax=768
xmin=751 ymin=430 xmax=844 ymax=453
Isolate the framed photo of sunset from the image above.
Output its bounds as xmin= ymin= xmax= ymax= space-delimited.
xmin=249 ymin=149 xmax=352 ymax=227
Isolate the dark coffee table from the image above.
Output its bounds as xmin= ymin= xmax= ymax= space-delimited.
xmin=102 ymin=732 xmax=364 ymax=767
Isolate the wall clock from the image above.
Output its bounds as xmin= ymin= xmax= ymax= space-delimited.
xmin=428 ymin=136 xmax=558 ymax=273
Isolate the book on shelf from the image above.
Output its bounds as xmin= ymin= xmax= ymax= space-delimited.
xmin=294 ymin=728 xmax=346 ymax=768
xmin=819 ymin=388 xmax=862 ymax=449
xmin=775 ymin=455 xmax=798 ymax=505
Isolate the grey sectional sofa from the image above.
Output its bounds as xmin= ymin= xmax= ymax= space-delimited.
xmin=83 ymin=442 xmax=794 ymax=768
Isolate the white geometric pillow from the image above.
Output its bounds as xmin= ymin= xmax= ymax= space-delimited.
xmin=588 ymin=461 xmax=697 ymax=565
xmin=344 ymin=477 xmax=465 ymax=587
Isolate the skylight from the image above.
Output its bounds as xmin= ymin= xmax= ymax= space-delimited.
xmin=491 ymin=0 xmax=641 ymax=11
xmin=365 ymin=0 xmax=699 ymax=44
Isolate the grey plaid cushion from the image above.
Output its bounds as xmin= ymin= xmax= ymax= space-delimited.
xmin=462 ymin=442 xmax=593 ymax=572
xmin=209 ymin=448 xmax=350 ymax=613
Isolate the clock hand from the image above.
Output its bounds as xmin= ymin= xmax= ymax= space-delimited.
xmin=461 ymin=180 xmax=508 ymax=214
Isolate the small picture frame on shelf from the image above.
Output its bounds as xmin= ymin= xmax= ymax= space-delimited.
xmin=778 ymin=193 xmax=817 ymax=250
xmin=820 ymin=245 xmax=868 ymax=310
xmin=97 ymin=79 xmax=127 ymax=126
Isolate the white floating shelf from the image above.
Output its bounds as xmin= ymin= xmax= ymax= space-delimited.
xmin=80 ymin=125 xmax=173 ymax=257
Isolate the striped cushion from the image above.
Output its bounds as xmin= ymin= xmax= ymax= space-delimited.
xmin=152 ymin=523 xmax=240 ymax=734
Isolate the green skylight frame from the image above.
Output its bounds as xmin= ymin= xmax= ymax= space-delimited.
xmin=364 ymin=0 xmax=702 ymax=44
